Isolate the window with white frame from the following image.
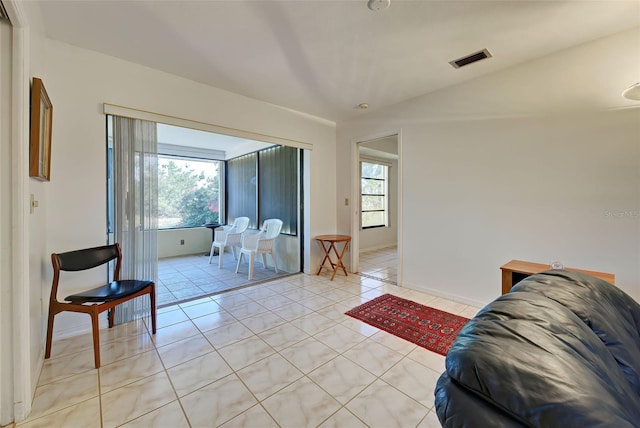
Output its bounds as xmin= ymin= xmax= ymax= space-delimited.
xmin=158 ymin=155 xmax=222 ymax=229
xmin=360 ymin=160 xmax=389 ymax=229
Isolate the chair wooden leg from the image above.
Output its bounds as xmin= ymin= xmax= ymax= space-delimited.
xmin=90 ymin=307 xmax=101 ymax=368
xmin=149 ymin=285 xmax=157 ymax=334
xmin=45 ymin=307 xmax=56 ymax=359
xmin=108 ymin=307 xmax=115 ymax=328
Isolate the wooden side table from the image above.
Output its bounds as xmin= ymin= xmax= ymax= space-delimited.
xmin=500 ymin=259 xmax=615 ymax=295
xmin=315 ymin=235 xmax=351 ymax=281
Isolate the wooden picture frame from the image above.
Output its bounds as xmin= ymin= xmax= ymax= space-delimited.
xmin=29 ymin=77 xmax=53 ymax=181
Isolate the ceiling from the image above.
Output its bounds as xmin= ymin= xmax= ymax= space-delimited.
xmin=34 ymin=1 xmax=640 ymax=122
xmin=157 ymin=123 xmax=274 ymax=158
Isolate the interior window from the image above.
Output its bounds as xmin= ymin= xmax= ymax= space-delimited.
xmin=361 ymin=160 xmax=389 ymax=229
xmin=158 ymin=155 xmax=222 ymax=229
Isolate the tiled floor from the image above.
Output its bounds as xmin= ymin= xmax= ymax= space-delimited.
xmin=158 ymin=251 xmax=291 ymax=307
xmin=359 ymin=246 xmax=397 ymax=285
xmin=22 ymin=272 xmax=480 ymax=428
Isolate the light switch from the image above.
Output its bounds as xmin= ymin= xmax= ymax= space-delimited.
xmin=30 ymin=194 xmax=39 ymax=214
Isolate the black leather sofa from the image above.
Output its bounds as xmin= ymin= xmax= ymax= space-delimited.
xmin=434 ymin=270 xmax=640 ymax=427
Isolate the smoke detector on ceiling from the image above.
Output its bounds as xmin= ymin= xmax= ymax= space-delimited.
xmin=367 ymin=0 xmax=390 ymax=11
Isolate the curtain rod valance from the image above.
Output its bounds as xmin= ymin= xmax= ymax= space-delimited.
xmin=103 ymin=103 xmax=313 ymax=151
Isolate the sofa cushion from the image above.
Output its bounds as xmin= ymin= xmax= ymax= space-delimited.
xmin=513 ymin=270 xmax=640 ymax=396
xmin=443 ymin=288 xmax=640 ymax=426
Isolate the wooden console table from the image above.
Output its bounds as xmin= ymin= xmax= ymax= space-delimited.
xmin=315 ymin=235 xmax=351 ymax=281
xmin=500 ymin=259 xmax=615 ymax=295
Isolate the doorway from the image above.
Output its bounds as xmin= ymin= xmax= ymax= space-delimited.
xmin=352 ymin=134 xmax=400 ymax=285
xmin=106 ymin=117 xmax=306 ymax=308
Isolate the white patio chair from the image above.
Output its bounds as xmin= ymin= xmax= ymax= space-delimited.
xmin=208 ymin=216 xmax=250 ymax=268
xmin=235 ymin=219 xmax=283 ymax=280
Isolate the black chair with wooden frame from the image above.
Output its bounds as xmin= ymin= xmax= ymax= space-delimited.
xmin=45 ymin=243 xmax=156 ymax=368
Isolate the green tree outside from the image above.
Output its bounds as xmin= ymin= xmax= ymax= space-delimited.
xmin=158 ymin=158 xmax=220 ymax=228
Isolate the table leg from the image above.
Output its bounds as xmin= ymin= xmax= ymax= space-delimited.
xmin=328 ymin=242 xmax=347 ymax=280
xmin=317 ymin=241 xmax=333 ymax=275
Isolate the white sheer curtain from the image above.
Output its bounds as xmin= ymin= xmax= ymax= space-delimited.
xmin=111 ymin=116 xmax=158 ymax=325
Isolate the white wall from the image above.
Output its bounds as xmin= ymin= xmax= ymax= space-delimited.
xmin=32 ymin=37 xmax=336 ymax=340
xmin=0 ymin=18 xmax=14 ymax=426
xmin=157 ymin=228 xmax=211 ymax=259
xmin=337 ymin=28 xmax=640 ymax=306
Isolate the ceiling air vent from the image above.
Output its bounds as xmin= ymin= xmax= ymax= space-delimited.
xmin=0 ymin=1 xmax=10 ymax=23
xmin=449 ymin=48 xmax=492 ymax=69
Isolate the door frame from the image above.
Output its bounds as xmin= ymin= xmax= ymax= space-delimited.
xmin=350 ymin=129 xmax=402 ymax=284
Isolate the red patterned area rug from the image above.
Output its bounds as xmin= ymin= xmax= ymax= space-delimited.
xmin=345 ymin=294 xmax=470 ymax=356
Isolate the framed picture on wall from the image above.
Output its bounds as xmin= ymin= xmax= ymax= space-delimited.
xmin=29 ymin=77 xmax=53 ymax=181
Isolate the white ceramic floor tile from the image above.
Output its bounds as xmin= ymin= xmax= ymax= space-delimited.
xmin=17 ymin=397 xmax=100 ymax=428
xmin=99 ymin=333 xmax=155 ymax=366
xmin=318 ymin=408 xmax=368 ymax=428
xmin=236 ymin=353 xmax=304 ymax=400
xmin=167 ymin=351 xmax=233 ymax=397
xmin=99 ymin=319 xmax=149 ymax=344
xmin=340 ymin=317 xmax=380 ymax=337
xmin=275 ymin=301 xmax=315 ymax=321
xmin=261 ymin=377 xmax=341 ymax=428
xmin=370 ymin=330 xmax=418 ymax=355
xmin=279 ymin=337 xmax=339 ymax=374
xmin=203 ymin=321 xmax=255 ymax=348
xmin=157 ymin=334 xmax=214 ymax=368
xmin=180 ymin=374 xmax=257 ymax=427
xmin=119 ymin=400 xmax=189 ymax=428
xmin=381 ymin=357 xmax=443 ymax=408
xmin=156 ymin=309 xmax=189 ymax=329
xmin=151 ymin=320 xmax=200 ymax=347
xmin=307 ymin=356 xmax=376 ymax=404
xmin=48 ymin=332 xmax=94 ymax=360
xmin=459 ymin=305 xmax=482 ymax=319
xmin=313 ymin=323 xmax=367 ymax=354
xmin=241 ymin=311 xmax=287 ymax=334
xmin=417 ymin=409 xmax=443 ymax=428
xmin=99 ymin=350 xmax=165 ymax=393
xmin=191 ymin=310 xmax=238 ymax=333
xmin=217 ymin=336 xmax=275 ymax=371
xmin=219 ymin=404 xmax=279 ymax=428
xmin=407 ymin=347 xmax=446 ymax=373
xmin=257 ymin=322 xmax=310 ymax=351
xmin=343 ymin=339 xmax=404 ymax=377
xmin=101 ymin=372 xmax=176 ymax=428
xmin=257 ymin=294 xmax=296 ymax=310
xmin=428 ymin=297 xmax=468 ymax=315
xmin=181 ymin=300 xmax=223 ymax=319
xmin=38 ymin=348 xmax=95 ymax=386
xmin=298 ymin=294 xmax=335 ymax=311
xmin=27 ymin=370 xmax=99 ymax=422
xmin=289 ymin=313 xmax=336 ymax=336
xmin=227 ymin=301 xmax=270 ymax=319
xmin=347 ymin=379 xmax=429 ymax=428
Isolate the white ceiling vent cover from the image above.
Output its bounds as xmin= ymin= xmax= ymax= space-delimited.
xmin=449 ymin=49 xmax=492 ymax=69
